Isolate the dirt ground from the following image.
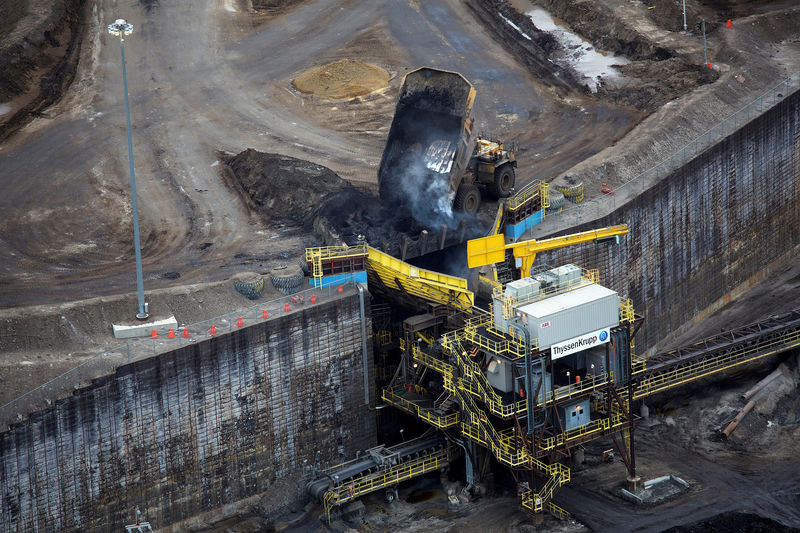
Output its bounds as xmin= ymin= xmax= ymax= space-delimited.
xmin=3 ymin=0 xmax=796 ymax=312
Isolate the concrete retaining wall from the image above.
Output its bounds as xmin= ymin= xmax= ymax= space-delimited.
xmin=538 ymin=88 xmax=800 ymax=352
xmin=0 ymin=291 xmax=376 ymax=532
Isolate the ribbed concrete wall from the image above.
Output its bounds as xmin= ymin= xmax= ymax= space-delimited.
xmin=539 ymin=88 xmax=800 ymax=351
xmin=0 ymin=291 xmax=375 ymax=532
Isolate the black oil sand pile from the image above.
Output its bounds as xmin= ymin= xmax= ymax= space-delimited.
xmin=222 ymin=149 xmax=453 ymax=254
xmin=662 ymin=512 xmax=800 ymax=533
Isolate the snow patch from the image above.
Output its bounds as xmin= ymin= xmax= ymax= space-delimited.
xmin=526 ymin=7 xmax=628 ymax=92
xmin=498 ymin=13 xmax=531 ymax=40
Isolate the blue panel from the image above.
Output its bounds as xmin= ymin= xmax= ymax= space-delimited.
xmin=310 ymin=271 xmax=368 ymax=288
xmin=505 ymin=210 xmax=544 ymax=239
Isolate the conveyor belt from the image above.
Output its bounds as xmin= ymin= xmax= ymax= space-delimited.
xmin=366 ymin=246 xmax=474 ymax=312
xmin=307 ymin=435 xmax=459 ymax=520
xmin=635 ymin=308 xmax=800 ymax=399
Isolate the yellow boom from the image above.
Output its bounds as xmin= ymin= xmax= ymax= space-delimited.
xmin=467 ymin=224 xmax=629 ymax=278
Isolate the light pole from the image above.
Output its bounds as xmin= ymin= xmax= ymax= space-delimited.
xmin=682 ymin=0 xmax=687 ymax=32
xmin=108 ymin=19 xmax=148 ymax=319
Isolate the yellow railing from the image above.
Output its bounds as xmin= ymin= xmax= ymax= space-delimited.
xmin=519 ymin=461 xmax=571 ymax=513
xmin=376 ymin=329 xmax=392 ymax=346
xmin=306 ymin=243 xmax=368 ymax=279
xmin=412 ymin=345 xmax=455 ymax=376
xmin=635 ymin=328 xmax=800 ymax=400
xmin=550 ymin=373 xmax=611 ymax=403
xmin=444 ymin=323 xmax=531 ymax=360
xmin=506 ymin=180 xmax=546 ymax=211
xmin=537 ymin=413 xmax=625 ymax=452
xmin=305 ymin=242 xmax=368 ymax=262
xmin=381 ymin=385 xmax=459 ymax=429
xmin=323 ymin=443 xmax=458 ymax=521
xmin=546 ymin=501 xmax=570 ymax=519
xmin=435 ymin=334 xmax=611 ymax=417
xmin=443 ymin=337 xmax=527 ymax=418
xmin=620 ymin=298 xmax=635 ymax=324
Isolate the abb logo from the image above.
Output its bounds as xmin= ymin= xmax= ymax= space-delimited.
xmin=540 ymin=321 xmax=550 ymax=328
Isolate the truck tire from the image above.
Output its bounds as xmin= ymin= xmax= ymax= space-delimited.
xmin=492 ymin=164 xmax=515 ymax=198
xmin=233 ymin=272 xmax=265 ymax=300
xmin=547 ymin=190 xmax=565 ymax=210
xmin=455 ymin=183 xmax=481 ymax=215
xmin=270 ymin=264 xmax=305 ymax=294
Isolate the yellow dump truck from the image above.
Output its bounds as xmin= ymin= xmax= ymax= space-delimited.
xmin=378 ymin=67 xmax=517 ymax=216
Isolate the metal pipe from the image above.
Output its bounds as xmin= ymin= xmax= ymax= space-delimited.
xmin=508 ymin=320 xmax=540 ymax=432
xmin=701 ymin=19 xmax=708 ymax=65
xmin=454 ymin=439 xmax=475 ymax=485
xmin=357 ymin=284 xmax=370 ymax=405
xmin=723 ymin=400 xmax=755 ymax=437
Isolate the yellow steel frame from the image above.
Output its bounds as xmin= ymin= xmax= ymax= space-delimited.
xmin=366 ymin=246 xmax=474 ymax=312
xmin=323 ymin=443 xmax=458 ymax=522
xmin=467 ymin=224 xmax=628 ymax=278
xmin=430 ymin=333 xmax=614 ymax=417
xmin=402 ymin=334 xmax=581 ymax=516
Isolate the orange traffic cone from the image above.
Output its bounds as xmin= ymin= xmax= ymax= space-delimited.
xmin=310 ymin=294 xmax=317 ymax=303
xmin=262 ymin=310 xmax=268 ymax=319
xmin=151 ymin=329 xmax=158 ymax=339
xmin=726 ymin=19 xmax=732 ymax=28
xmin=183 ymin=328 xmax=190 ymax=338
xmin=236 ymin=316 xmax=243 ymax=327
xmin=209 ymin=325 xmax=217 ymax=335
xmin=337 ymin=286 xmax=343 ymax=293
xmin=168 ymin=328 xmax=175 ymax=338
xmin=284 ymin=303 xmax=290 ymax=312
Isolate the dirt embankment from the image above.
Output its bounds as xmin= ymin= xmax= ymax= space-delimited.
xmin=0 ymin=0 xmax=86 ymax=141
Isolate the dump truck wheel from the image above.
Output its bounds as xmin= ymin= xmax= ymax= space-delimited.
xmin=455 ymin=184 xmax=481 ymax=215
xmin=547 ymin=190 xmax=565 ymax=210
xmin=493 ymin=164 xmax=515 ymax=198
xmin=270 ymin=264 xmax=305 ymax=294
xmin=233 ymin=272 xmax=265 ymax=300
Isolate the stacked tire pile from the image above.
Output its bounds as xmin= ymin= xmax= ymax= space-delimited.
xmin=270 ymin=263 xmax=306 ymax=295
xmin=233 ymin=272 xmax=265 ymax=300
xmin=554 ymin=182 xmax=584 ymax=204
